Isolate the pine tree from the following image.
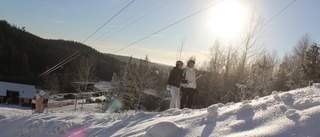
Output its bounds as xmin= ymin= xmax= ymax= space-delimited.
xmin=133 ymin=56 xmax=157 ymax=110
xmin=273 ymin=59 xmax=290 ymax=91
xmin=302 ymin=43 xmax=320 ymax=83
xmin=110 ymin=73 xmax=120 ymax=96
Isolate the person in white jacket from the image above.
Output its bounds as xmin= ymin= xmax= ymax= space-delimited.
xmin=180 ymin=59 xmax=197 ymax=109
xmin=167 ymin=61 xmax=184 ymax=109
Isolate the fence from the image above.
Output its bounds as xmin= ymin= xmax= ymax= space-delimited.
xmin=47 ymin=101 xmax=75 ymax=108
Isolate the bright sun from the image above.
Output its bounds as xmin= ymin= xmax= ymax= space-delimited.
xmin=206 ymin=0 xmax=247 ymax=39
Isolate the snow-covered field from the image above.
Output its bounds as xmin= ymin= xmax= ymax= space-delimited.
xmin=2 ymin=85 xmax=320 ymax=137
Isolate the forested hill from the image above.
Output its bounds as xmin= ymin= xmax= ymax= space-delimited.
xmin=107 ymin=54 xmax=171 ymax=72
xmin=0 ymin=20 xmax=122 ymax=91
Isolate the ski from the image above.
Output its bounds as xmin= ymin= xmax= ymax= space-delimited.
xmin=156 ymin=90 xmax=170 ymax=105
xmin=181 ymin=71 xmax=206 ymax=85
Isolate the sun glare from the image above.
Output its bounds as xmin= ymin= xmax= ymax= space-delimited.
xmin=206 ymin=0 xmax=246 ymax=39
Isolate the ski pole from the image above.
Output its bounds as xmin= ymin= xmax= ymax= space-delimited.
xmin=181 ymin=71 xmax=206 ymax=86
xmin=192 ymin=71 xmax=206 ymax=82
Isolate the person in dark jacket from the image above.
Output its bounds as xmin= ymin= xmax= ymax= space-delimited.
xmin=167 ymin=61 xmax=184 ymax=109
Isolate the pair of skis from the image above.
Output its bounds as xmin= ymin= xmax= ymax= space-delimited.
xmin=156 ymin=71 xmax=206 ymax=106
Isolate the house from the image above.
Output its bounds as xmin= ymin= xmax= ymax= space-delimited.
xmin=0 ymin=81 xmax=35 ymax=106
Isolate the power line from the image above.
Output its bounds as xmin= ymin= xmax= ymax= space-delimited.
xmin=37 ymin=51 xmax=83 ymax=78
xmin=237 ymin=0 xmax=296 ymax=51
xmin=36 ymin=0 xmax=135 ymax=79
xmin=82 ymin=0 xmax=135 ymax=44
xmin=37 ymin=51 xmax=81 ymax=78
xmin=89 ymin=0 xmax=161 ymax=46
xmin=262 ymin=0 xmax=296 ymax=28
xmin=94 ymin=0 xmax=173 ymax=47
xmin=113 ymin=0 xmax=225 ymax=54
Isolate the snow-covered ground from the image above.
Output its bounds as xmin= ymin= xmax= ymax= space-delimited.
xmin=94 ymin=81 xmax=111 ymax=92
xmin=2 ymin=85 xmax=320 ymax=137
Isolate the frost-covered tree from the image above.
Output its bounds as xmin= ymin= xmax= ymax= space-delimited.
xmin=253 ymin=51 xmax=278 ymax=96
xmin=110 ymin=57 xmax=135 ymax=110
xmin=133 ymin=56 xmax=157 ymax=110
xmin=203 ymin=40 xmax=225 ymax=105
xmin=269 ymin=34 xmax=312 ymax=91
xmin=199 ymin=40 xmax=239 ymax=105
xmin=73 ymin=57 xmax=96 ymax=110
xmin=236 ymin=51 xmax=278 ymax=100
xmin=221 ymin=44 xmax=239 ymax=102
xmin=294 ymin=33 xmax=311 ymax=63
xmin=237 ymin=11 xmax=266 ymax=82
xmin=110 ymin=56 xmax=157 ymax=111
xmin=287 ymin=34 xmax=312 ymax=88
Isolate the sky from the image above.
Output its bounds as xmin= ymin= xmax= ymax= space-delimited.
xmin=0 ymin=0 xmax=319 ymax=66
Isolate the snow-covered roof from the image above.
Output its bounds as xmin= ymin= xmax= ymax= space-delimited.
xmin=0 ymin=81 xmax=35 ymax=99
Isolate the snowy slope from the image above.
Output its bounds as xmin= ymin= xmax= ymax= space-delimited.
xmin=1 ymin=85 xmax=320 ymax=137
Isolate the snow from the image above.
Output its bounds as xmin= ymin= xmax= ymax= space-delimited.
xmin=94 ymin=81 xmax=111 ymax=91
xmin=145 ymin=121 xmax=182 ymax=137
xmin=90 ymin=96 xmax=106 ymax=101
xmin=2 ymin=85 xmax=320 ymax=136
xmin=143 ymin=89 xmax=158 ymax=97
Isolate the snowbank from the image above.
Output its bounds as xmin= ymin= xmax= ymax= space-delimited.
xmin=144 ymin=121 xmax=182 ymax=137
xmin=2 ymin=86 xmax=320 ymax=136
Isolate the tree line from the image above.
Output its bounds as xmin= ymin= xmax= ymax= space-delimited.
xmin=108 ymin=13 xmax=320 ymax=111
xmin=194 ymin=35 xmax=319 ymax=109
xmin=189 ymin=13 xmax=320 ymax=108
